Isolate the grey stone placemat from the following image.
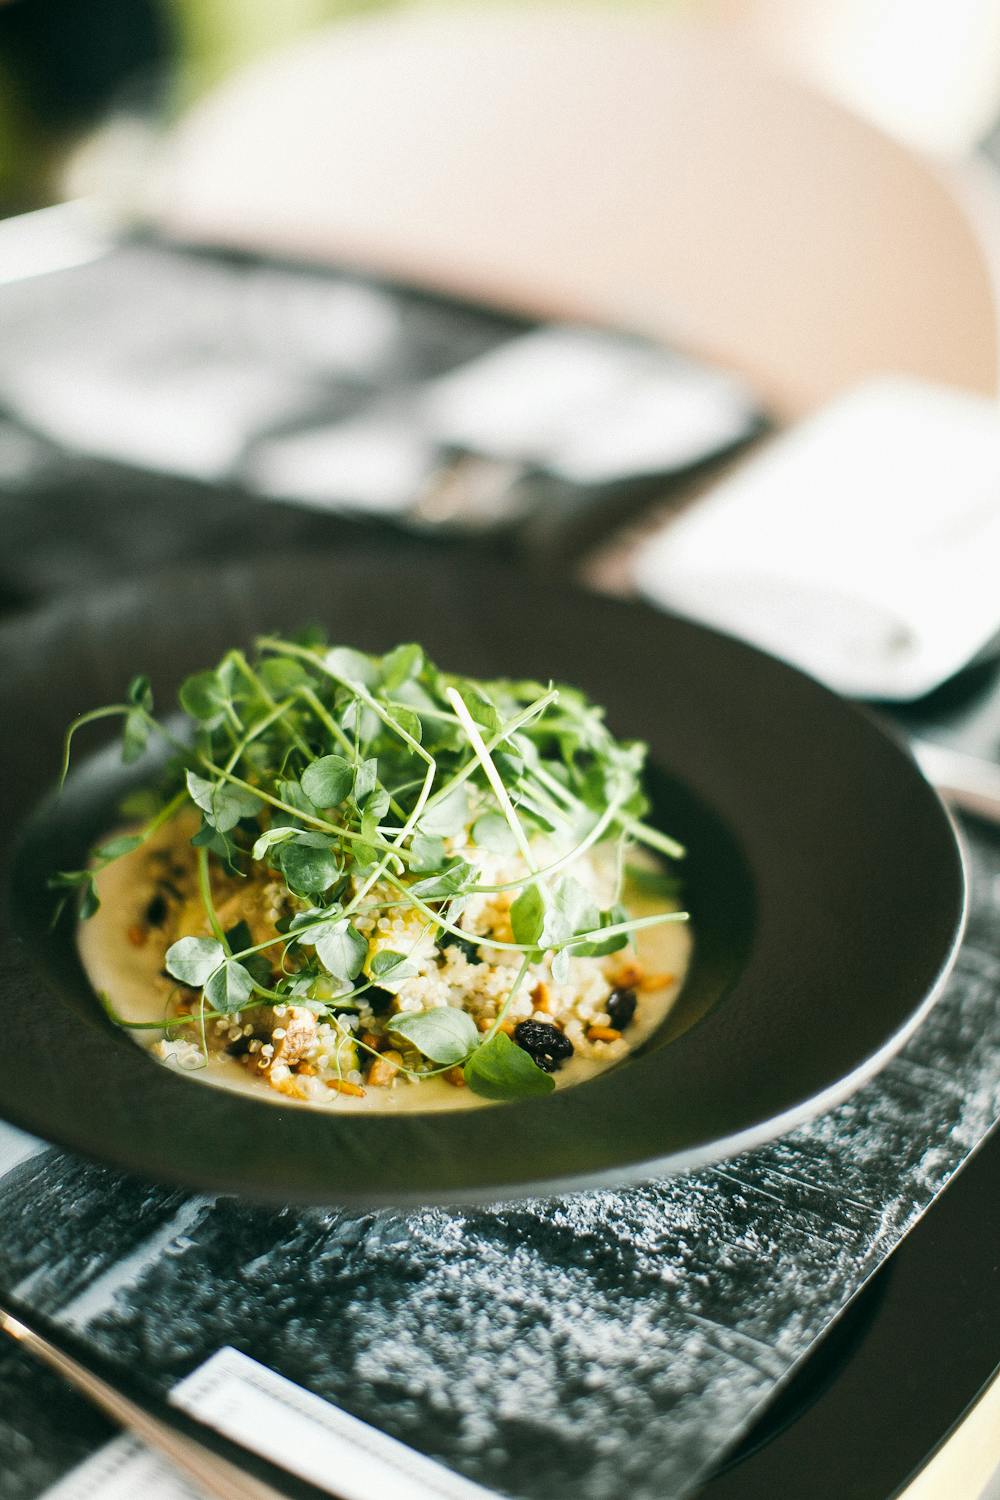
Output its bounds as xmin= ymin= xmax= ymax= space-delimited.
xmin=1 ymin=811 xmax=998 ymax=1500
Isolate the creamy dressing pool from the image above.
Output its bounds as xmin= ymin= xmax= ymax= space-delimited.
xmin=79 ymin=832 xmax=692 ymax=1113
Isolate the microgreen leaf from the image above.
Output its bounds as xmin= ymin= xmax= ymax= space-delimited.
xmin=258 ymin=657 xmax=311 ymax=694
xmin=370 ymin=950 xmax=419 ymax=986
xmin=571 ymin=903 xmax=630 ymax=957
xmin=471 ymin=812 xmax=518 ymax=856
xmin=510 ymin=884 xmax=545 ymax=948
xmin=388 ymin=1006 xmax=478 ymax=1065
xmin=300 ymin=754 xmax=353 ymax=809
xmin=463 ymin=1030 xmax=555 ymax=1100
xmin=92 ymin=833 xmax=143 ymax=863
xmin=417 ymin=786 xmax=468 ymax=837
xmin=186 ymin=770 xmax=260 ymax=833
xmin=121 ymin=711 xmax=150 ymax=765
xmin=204 ymin=958 xmax=255 ymax=1013
xmin=409 ymin=832 xmax=447 ymax=871
xmin=251 ymin=826 xmax=296 ymax=861
xmin=275 ymin=833 xmax=343 ymax=897
xmin=179 ymin=670 xmax=228 ymax=726
xmin=126 ymin=674 xmax=153 ymax=713
xmin=165 ymin=936 xmax=225 ymax=988
xmin=325 ymin=646 xmax=379 ymax=687
xmin=381 ymin=642 xmax=423 ymax=690
xmin=313 ymin=921 xmax=367 ymax=983
xmin=408 ymin=860 xmax=477 ymax=901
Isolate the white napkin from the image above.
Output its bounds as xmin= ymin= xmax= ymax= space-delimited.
xmin=633 ymin=378 xmax=1000 ymax=700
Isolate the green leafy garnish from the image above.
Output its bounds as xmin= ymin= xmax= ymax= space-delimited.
xmin=463 ymin=1030 xmax=555 ymax=1100
xmin=389 ymin=1007 xmax=480 ymax=1065
xmin=56 ymin=633 xmax=689 ymax=1100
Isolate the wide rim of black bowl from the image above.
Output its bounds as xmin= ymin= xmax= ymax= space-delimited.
xmin=0 ymin=551 xmax=966 ymax=1206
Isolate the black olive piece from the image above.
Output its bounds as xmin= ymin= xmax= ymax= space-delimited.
xmin=226 ymin=1035 xmax=252 ymax=1057
xmin=440 ymin=931 xmax=482 ymax=965
xmin=365 ymin=987 xmax=395 ymax=1015
xmin=606 ymin=987 xmax=637 ymax=1030
xmin=144 ymin=892 xmax=167 ymax=927
xmin=513 ymin=1020 xmax=574 ymax=1073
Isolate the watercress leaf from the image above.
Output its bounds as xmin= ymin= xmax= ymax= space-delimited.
xmin=388 ymin=1007 xmax=478 ymax=1065
xmin=276 ymin=778 xmax=319 ymax=821
xmin=409 ymin=832 xmax=447 ymax=871
xmin=165 ymin=936 xmax=225 ymax=988
xmin=314 ymin=920 xmax=367 ymax=983
xmin=289 ymin=906 xmax=342 ymax=942
xmin=179 ymin=670 xmax=228 ymax=725
xmin=553 ymin=875 xmax=600 ymax=939
xmin=258 ymin=657 xmax=311 ymax=695
xmin=571 ymin=903 xmax=630 ymax=957
xmin=369 ymin=949 xmax=419 ymax=985
xmin=276 ymin=835 xmax=343 ymax=897
xmin=341 ymin=698 xmax=381 ymax=744
xmin=463 ymin=685 xmax=502 ymax=734
xmin=185 ymin=770 xmax=260 ymax=833
xmin=381 ymin=642 xmax=423 ymax=691
xmin=510 ymin=883 xmax=545 ymax=948
xmin=463 ymin=1030 xmax=555 ymax=1100
xmin=300 ymin=754 xmax=353 ymax=809
xmin=417 ymin=786 xmax=468 ymax=838
xmin=251 ymin=826 xmax=296 ymax=861
xmin=471 ymin=812 xmax=518 ymax=856
xmin=190 ymin=821 xmax=242 ymax=875
xmin=204 ymin=958 xmax=255 ymax=1013
xmin=388 ymin=705 xmax=422 ymax=746
xmin=409 ymin=860 xmax=476 ymax=901
xmin=353 ymin=757 xmax=379 ymax=804
xmin=121 ymin=710 xmax=149 ymax=765
xmin=126 ymin=674 xmax=153 ymax=713
xmin=325 ymin=646 xmax=379 ymax=688
xmin=93 ymin=833 xmax=142 ymax=863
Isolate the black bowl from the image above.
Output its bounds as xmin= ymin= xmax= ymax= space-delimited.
xmin=0 ymin=553 xmax=964 ymax=1205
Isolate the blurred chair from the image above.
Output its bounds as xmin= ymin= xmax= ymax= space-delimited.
xmin=149 ymin=5 xmax=999 ymax=418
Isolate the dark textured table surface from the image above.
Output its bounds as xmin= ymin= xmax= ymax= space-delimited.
xmin=0 ymin=807 xmax=997 ymax=1499
xmin=0 ymin=242 xmax=997 ymax=1499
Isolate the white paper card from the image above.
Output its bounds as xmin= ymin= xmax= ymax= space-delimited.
xmin=39 ymin=1434 xmax=203 ymax=1500
xmin=633 ymin=378 xmax=1000 ymax=699
xmin=170 ymin=1346 xmax=497 ymax=1500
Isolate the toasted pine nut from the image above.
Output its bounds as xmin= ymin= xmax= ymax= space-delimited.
xmin=531 ymin=981 xmax=552 ymax=1012
xmin=639 ymin=972 xmax=675 ymax=991
xmin=587 ymin=1025 xmax=623 ymax=1042
xmin=326 ymin=1078 xmax=366 ymax=1097
xmin=444 ymin=1067 xmax=467 ymax=1087
xmin=367 ymin=1050 xmax=403 ymax=1088
xmin=126 ymin=924 xmax=147 ymax=948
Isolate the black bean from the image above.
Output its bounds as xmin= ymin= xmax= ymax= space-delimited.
xmin=607 ymin=987 xmax=637 ymax=1030
xmin=513 ymin=1020 xmax=574 ymax=1073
